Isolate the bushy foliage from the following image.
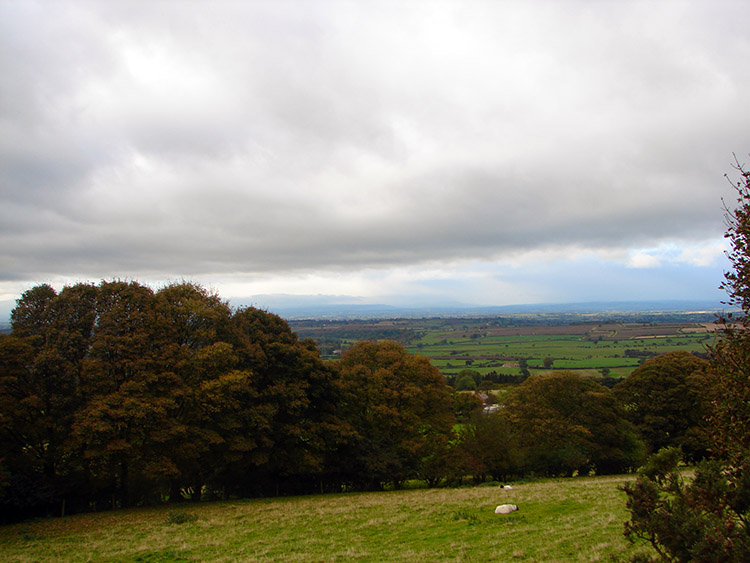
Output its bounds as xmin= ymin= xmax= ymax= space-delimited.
xmin=335 ymin=341 xmax=455 ymax=490
xmin=613 ymin=351 xmax=711 ymax=461
xmin=504 ymin=372 xmax=645 ymax=477
xmin=451 ymin=389 xmax=483 ymax=422
xmin=623 ymin=449 xmax=750 ymax=562
xmin=451 ymin=410 xmax=521 ymax=483
xmin=0 ymin=281 xmax=344 ymax=520
xmin=455 ymin=373 xmax=478 ymax=391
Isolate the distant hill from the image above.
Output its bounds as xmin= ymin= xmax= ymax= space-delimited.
xmin=0 ymin=297 xmax=730 ymax=327
xmin=237 ymin=297 xmax=729 ymax=321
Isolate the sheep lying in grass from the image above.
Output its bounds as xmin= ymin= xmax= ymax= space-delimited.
xmin=494 ymin=504 xmax=519 ymax=514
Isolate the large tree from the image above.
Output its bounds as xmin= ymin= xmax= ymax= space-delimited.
xmin=451 ymin=409 xmax=521 ymax=484
xmin=211 ymin=306 xmax=344 ymax=497
xmin=72 ymin=281 xmax=174 ymax=508
xmin=623 ymin=157 xmax=750 ymax=562
xmin=504 ymin=371 xmax=644 ymax=477
xmin=613 ymin=351 xmax=711 ymax=462
xmin=150 ymin=283 xmax=235 ymax=501
xmin=0 ymin=283 xmax=98 ymax=518
xmin=336 ymin=341 xmax=455 ymax=489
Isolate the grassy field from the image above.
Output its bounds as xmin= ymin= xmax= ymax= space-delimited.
xmin=0 ymin=475 xmax=652 ymax=562
xmin=405 ymin=322 xmax=715 ymax=379
xmin=290 ymin=316 xmax=718 ymax=380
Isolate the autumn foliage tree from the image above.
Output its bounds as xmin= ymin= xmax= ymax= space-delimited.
xmin=219 ymin=306 xmax=343 ymax=496
xmin=451 ymin=409 xmax=521 ymax=484
xmin=0 ymin=280 xmax=346 ymax=519
xmin=335 ymin=341 xmax=455 ymax=490
xmin=0 ymin=282 xmax=98 ymax=517
xmin=72 ymin=281 xmax=174 ymax=508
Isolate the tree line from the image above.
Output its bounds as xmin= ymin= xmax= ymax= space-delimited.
xmin=0 ymin=279 xmax=715 ymax=523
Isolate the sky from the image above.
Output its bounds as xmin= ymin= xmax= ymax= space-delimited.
xmin=2 ymin=0 xmax=750 ymax=320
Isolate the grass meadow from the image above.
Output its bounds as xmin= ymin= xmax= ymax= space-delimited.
xmin=0 ymin=474 xmax=652 ymax=562
xmin=293 ymin=316 xmax=717 ymax=379
xmin=406 ymin=324 xmax=714 ymax=379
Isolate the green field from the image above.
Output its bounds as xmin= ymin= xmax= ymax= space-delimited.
xmin=0 ymin=475 xmax=652 ymax=562
xmin=406 ymin=324 xmax=714 ymax=378
xmin=291 ymin=316 xmax=717 ymax=380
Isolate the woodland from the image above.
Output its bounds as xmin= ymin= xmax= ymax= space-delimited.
xmin=0 ymin=279 xmax=708 ymax=523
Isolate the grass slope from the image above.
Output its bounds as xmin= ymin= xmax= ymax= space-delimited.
xmin=0 ymin=475 xmax=651 ymax=562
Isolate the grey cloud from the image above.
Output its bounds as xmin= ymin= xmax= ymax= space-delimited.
xmin=1 ymin=0 xmax=749 ymax=287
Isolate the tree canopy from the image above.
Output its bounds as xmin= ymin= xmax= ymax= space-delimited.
xmin=504 ymin=371 xmax=644 ymax=476
xmin=0 ymin=281 xmax=345 ymax=519
xmin=335 ymin=341 xmax=455 ymax=489
xmin=613 ymin=351 xmax=711 ymax=462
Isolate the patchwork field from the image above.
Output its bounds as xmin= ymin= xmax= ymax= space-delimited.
xmin=0 ymin=474 xmax=652 ymax=562
xmin=406 ymin=322 xmax=715 ymax=378
xmin=291 ymin=316 xmax=718 ymax=379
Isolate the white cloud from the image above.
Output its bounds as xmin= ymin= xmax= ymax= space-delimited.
xmin=677 ymin=240 xmax=728 ymax=267
xmin=624 ymin=240 xmax=727 ymax=269
xmin=628 ymin=251 xmax=663 ymax=269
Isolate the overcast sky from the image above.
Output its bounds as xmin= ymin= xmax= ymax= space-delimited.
xmin=2 ymin=0 xmax=749 ymax=319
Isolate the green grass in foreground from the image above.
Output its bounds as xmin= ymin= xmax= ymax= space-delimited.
xmin=0 ymin=474 xmax=653 ymax=562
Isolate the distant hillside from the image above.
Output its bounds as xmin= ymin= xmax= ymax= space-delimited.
xmin=255 ymin=299 xmax=729 ymax=321
xmin=0 ymin=299 xmax=730 ymax=328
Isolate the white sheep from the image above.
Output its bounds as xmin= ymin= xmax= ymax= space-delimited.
xmin=494 ymin=504 xmax=519 ymax=514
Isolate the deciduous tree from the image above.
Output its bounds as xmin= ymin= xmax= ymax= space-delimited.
xmin=613 ymin=351 xmax=711 ymax=462
xmin=504 ymin=372 xmax=644 ymax=476
xmin=220 ymin=306 xmax=344 ymax=496
xmin=453 ymin=410 xmax=521 ymax=483
xmin=336 ymin=341 xmax=455 ymax=489
xmin=73 ymin=281 xmax=172 ymax=507
xmin=0 ymin=283 xmax=98 ymax=518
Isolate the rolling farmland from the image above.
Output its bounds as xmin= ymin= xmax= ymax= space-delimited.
xmin=290 ymin=316 xmax=718 ymax=380
xmin=407 ymin=321 xmax=715 ymax=379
